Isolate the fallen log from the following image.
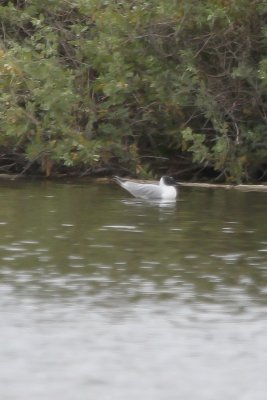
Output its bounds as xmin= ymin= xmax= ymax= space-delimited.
xmin=177 ymin=182 xmax=267 ymax=192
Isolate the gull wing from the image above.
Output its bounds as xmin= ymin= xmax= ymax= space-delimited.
xmin=122 ymin=181 xmax=162 ymax=199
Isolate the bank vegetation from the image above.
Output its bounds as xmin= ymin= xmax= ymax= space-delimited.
xmin=1 ymin=0 xmax=267 ymax=182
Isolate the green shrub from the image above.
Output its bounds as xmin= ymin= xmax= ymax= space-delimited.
xmin=0 ymin=0 xmax=267 ymax=181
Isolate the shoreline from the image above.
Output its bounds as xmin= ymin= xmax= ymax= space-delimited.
xmin=0 ymin=173 xmax=266 ymax=192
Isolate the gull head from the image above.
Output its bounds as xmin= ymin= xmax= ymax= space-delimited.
xmin=160 ymin=176 xmax=176 ymax=186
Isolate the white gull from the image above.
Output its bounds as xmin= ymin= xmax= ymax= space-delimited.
xmin=114 ymin=176 xmax=177 ymax=200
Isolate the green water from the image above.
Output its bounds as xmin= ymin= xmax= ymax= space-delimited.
xmin=0 ymin=181 xmax=267 ymax=399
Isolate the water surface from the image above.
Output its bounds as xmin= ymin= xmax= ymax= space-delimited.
xmin=0 ymin=181 xmax=267 ymax=399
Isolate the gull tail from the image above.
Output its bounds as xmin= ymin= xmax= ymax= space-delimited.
xmin=113 ymin=176 xmax=125 ymax=187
